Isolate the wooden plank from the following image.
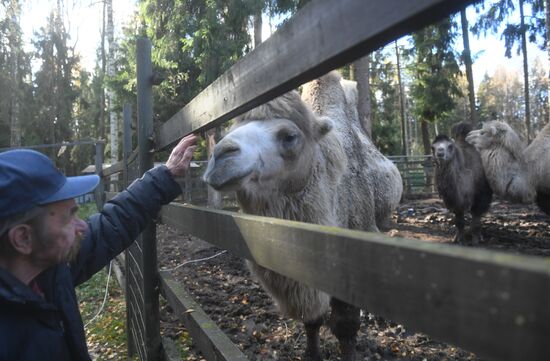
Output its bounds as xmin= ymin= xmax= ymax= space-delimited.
xmin=128 ymin=318 xmax=146 ymax=361
xmin=160 ymin=203 xmax=550 ymax=361
xmin=127 ymin=284 xmax=147 ymax=333
xmin=127 ymin=148 xmax=139 ymax=166
xmin=160 ymin=272 xmax=249 ymax=361
xmin=102 ymin=160 xmax=124 ymax=177
xmin=127 ymin=158 xmax=140 ymax=182
xmin=161 ymin=337 xmax=181 ymax=361
xmin=156 ymin=0 xmax=476 ymax=150
xmin=128 ymin=246 xmax=145 ymax=275
xmin=105 ymin=191 xmax=118 ymax=201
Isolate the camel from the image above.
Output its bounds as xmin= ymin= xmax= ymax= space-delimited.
xmin=203 ymin=71 xmax=402 ymax=361
xmin=465 ymin=120 xmax=550 ymax=214
xmin=431 ymin=122 xmax=493 ymax=243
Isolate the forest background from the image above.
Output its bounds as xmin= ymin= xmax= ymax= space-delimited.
xmin=1 ymin=0 xmax=549 ymax=175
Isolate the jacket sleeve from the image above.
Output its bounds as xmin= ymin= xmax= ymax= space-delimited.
xmin=70 ymin=165 xmax=182 ymax=286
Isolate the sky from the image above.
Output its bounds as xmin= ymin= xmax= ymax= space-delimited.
xmin=18 ymin=0 xmax=548 ymax=89
xmin=20 ymin=0 xmax=138 ymax=70
xmin=464 ymin=4 xmax=547 ymax=88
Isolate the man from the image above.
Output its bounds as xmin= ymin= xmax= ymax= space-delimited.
xmin=0 ymin=134 xmax=197 ymax=361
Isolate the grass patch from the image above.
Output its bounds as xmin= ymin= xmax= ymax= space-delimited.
xmin=77 ymin=266 xmax=129 ymax=360
xmin=76 ymin=202 xmax=129 ymax=360
xmin=75 ymin=202 xmax=194 ymax=360
xmin=78 ymin=202 xmax=99 ymax=220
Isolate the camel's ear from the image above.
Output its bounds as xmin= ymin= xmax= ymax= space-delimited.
xmin=313 ymin=116 xmax=333 ymax=139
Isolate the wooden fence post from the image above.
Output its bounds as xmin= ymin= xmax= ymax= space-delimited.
xmin=94 ymin=140 xmax=104 ymax=211
xmin=136 ymin=36 xmax=161 ymax=361
xmin=120 ymin=103 xmax=135 ymax=357
xmin=123 ymin=104 xmax=132 ymax=187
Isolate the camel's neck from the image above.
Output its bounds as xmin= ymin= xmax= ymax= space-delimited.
xmin=537 ymin=121 xmax=550 ymax=137
xmin=525 ymin=121 xmax=550 ymax=155
xmin=481 ymin=145 xmax=534 ymax=203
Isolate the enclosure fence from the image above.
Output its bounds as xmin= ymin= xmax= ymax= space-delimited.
xmin=97 ymin=0 xmax=550 ymax=360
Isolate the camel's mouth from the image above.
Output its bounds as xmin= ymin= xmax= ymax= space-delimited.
xmin=203 ymin=162 xmax=254 ymax=191
xmin=465 ymin=132 xmax=480 ymax=146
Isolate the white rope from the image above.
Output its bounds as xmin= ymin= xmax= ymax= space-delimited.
xmin=84 ymin=260 xmax=113 ymax=328
xmin=161 ymin=250 xmax=227 ymax=272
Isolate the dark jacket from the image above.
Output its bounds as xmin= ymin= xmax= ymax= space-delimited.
xmin=0 ymin=166 xmax=181 ymax=361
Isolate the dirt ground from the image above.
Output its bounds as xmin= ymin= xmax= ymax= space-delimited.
xmin=157 ymin=197 xmax=549 ymax=361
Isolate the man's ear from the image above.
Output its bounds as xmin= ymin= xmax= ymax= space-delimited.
xmin=8 ymin=225 xmax=34 ymax=255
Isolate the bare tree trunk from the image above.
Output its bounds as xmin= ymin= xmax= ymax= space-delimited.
xmin=99 ymin=0 xmax=106 ymax=142
xmin=421 ymin=120 xmax=433 ymax=192
xmin=545 ymin=0 xmax=550 ymax=127
xmin=253 ymin=10 xmax=262 ymax=47
xmin=352 ymin=55 xmax=372 ymax=137
xmin=460 ymin=8 xmax=477 ymax=127
xmin=519 ymin=0 xmax=531 ymax=141
xmin=106 ymin=0 xmax=118 ymax=190
xmin=395 ymin=41 xmax=408 ymax=156
xmin=8 ymin=0 xmax=21 ymax=147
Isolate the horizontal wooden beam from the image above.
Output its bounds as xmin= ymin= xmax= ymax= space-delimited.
xmin=105 ymin=191 xmax=118 ymax=201
xmin=155 ymin=0 xmax=477 ymax=150
xmin=160 ymin=203 xmax=550 ymax=361
xmin=127 ymin=148 xmax=139 ymax=166
xmin=102 ymin=161 xmax=124 ymax=177
xmin=160 ymin=272 xmax=249 ymax=361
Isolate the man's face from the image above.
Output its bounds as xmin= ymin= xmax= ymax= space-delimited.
xmin=31 ymin=199 xmax=88 ymax=266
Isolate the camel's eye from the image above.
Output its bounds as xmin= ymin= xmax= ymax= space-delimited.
xmin=447 ymin=144 xmax=454 ymax=151
xmin=279 ymin=131 xmax=298 ymax=149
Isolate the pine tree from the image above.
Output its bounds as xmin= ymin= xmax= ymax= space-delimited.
xmin=0 ymin=0 xmax=30 ymax=147
xmin=473 ymin=0 xmax=537 ymax=140
xmin=31 ymin=8 xmax=78 ymax=169
xmin=409 ymin=18 xmax=462 ymax=156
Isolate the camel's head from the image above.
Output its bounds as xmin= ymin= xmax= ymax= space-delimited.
xmin=431 ymin=134 xmax=456 ymax=164
xmin=203 ymin=91 xmax=333 ymax=196
xmin=465 ymin=120 xmax=519 ymax=151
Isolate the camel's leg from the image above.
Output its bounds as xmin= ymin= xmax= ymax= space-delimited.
xmin=329 ymin=297 xmax=360 ymax=361
xmin=304 ymin=317 xmax=323 ymax=361
xmin=453 ymin=211 xmax=466 ymax=243
xmin=470 ymin=213 xmax=484 ymax=244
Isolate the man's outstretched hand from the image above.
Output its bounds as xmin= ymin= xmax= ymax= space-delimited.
xmin=166 ymin=134 xmax=198 ymax=177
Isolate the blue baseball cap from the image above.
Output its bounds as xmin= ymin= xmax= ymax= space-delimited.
xmin=0 ymin=149 xmax=100 ymax=219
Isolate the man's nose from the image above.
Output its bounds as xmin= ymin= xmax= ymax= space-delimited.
xmin=74 ymin=218 xmax=88 ymax=233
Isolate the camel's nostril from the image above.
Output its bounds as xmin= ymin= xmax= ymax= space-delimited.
xmin=214 ymin=144 xmax=240 ymax=161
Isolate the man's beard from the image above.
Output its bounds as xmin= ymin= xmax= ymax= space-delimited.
xmin=35 ymin=231 xmax=84 ymax=264
xmin=66 ymin=232 xmax=84 ymax=263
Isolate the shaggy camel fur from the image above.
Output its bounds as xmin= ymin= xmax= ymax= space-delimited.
xmin=431 ymin=122 xmax=492 ymax=243
xmin=465 ymin=120 xmax=550 ymax=214
xmin=203 ymin=71 xmax=402 ymax=361
xmin=302 ymin=73 xmax=403 ymax=230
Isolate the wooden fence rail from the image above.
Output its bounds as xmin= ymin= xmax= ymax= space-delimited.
xmin=155 ymin=0 xmax=479 ymax=150
xmin=159 ymin=203 xmax=550 ymax=361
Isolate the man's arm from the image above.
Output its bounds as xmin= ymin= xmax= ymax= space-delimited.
xmin=70 ymin=134 xmax=197 ymax=285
